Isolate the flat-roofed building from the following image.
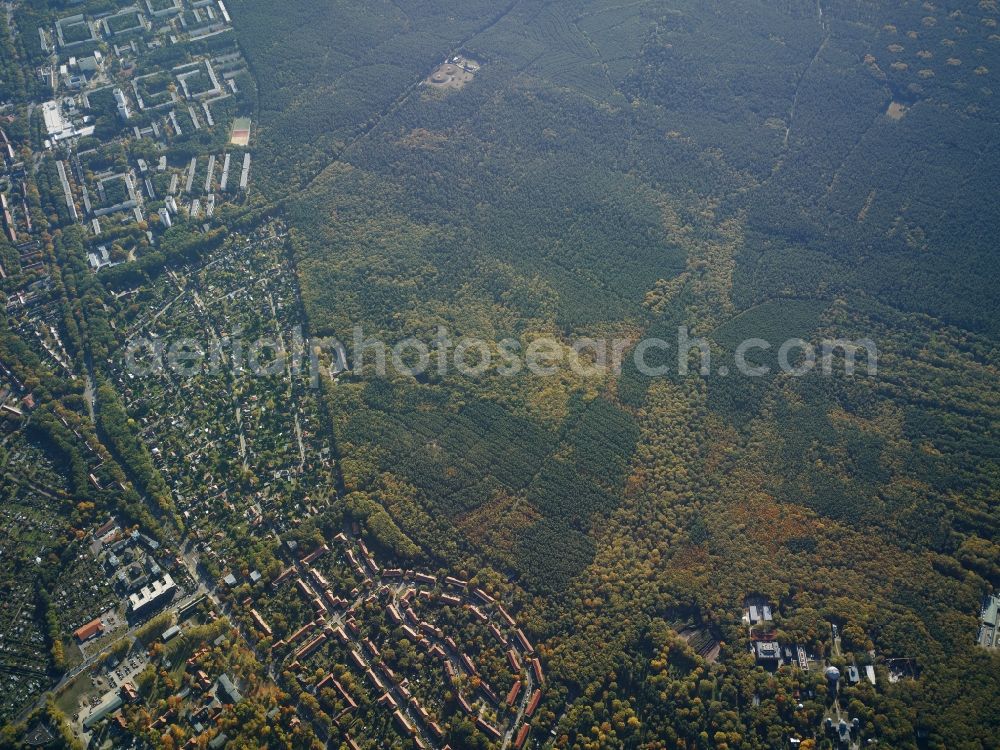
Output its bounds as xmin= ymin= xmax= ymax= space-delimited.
xmin=128 ymin=573 xmax=175 ymax=615
xmin=753 ymin=640 xmax=781 ymax=663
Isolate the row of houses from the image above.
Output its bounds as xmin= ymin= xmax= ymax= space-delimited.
xmin=252 ymin=530 xmax=548 ymax=747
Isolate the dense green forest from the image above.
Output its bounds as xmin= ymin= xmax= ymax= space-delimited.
xmin=0 ymin=0 xmax=992 ymax=745
xmin=227 ymin=0 xmax=1000 ymax=746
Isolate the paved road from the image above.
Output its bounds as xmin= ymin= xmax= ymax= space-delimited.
xmin=16 ymin=582 xmax=207 ymax=724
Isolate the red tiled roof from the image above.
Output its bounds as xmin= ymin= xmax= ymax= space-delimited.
xmin=74 ymin=618 xmax=103 ymax=641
